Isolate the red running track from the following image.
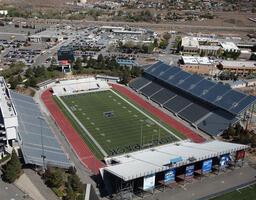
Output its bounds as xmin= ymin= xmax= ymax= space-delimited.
xmin=110 ymin=84 xmax=206 ymax=143
xmin=41 ymin=89 xmax=105 ymax=174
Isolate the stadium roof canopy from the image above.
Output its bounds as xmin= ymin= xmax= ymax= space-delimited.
xmin=103 ymin=140 xmax=248 ymax=181
xmin=10 ymin=91 xmax=72 ymax=169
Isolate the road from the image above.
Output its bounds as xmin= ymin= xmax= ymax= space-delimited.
xmin=24 ymin=18 xmax=256 ymax=32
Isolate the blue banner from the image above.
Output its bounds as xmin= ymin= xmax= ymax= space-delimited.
xmin=185 ymin=164 xmax=194 ymax=178
xmin=202 ymin=159 xmax=213 ymax=173
xmin=164 ymin=169 xmax=176 ymax=184
xmin=219 ymin=154 xmax=230 ymax=168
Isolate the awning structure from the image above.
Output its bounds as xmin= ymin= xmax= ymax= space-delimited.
xmin=103 ymin=140 xmax=248 ymax=181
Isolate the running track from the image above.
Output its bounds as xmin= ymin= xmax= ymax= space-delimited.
xmin=41 ymin=89 xmax=105 ymax=174
xmin=110 ymin=84 xmax=205 ymax=143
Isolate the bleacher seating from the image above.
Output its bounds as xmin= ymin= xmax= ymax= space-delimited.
xmin=52 ymin=77 xmax=110 ymax=95
xmin=197 ymin=109 xmax=239 ymax=137
xmin=178 ymin=102 xmax=215 ymax=124
xmin=129 ymin=61 xmax=256 ymax=137
xmin=10 ymin=91 xmax=71 ymax=168
xmin=163 ymin=93 xmax=193 ymax=113
xmin=129 ymin=75 xmax=153 ymax=90
xmin=139 ymin=82 xmax=163 ymax=97
xmin=151 ymin=88 xmax=177 ymax=105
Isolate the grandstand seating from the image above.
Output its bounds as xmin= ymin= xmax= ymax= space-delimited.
xmin=52 ymin=77 xmax=110 ymax=95
xmin=10 ymin=91 xmax=71 ymax=168
xmin=129 ymin=61 xmax=256 ymax=137
xmin=151 ymin=88 xmax=177 ymax=105
xmin=197 ymin=109 xmax=239 ymax=136
xmin=129 ymin=75 xmax=153 ymax=90
xmin=178 ymin=102 xmax=215 ymax=124
xmin=139 ymin=82 xmax=163 ymax=97
xmin=163 ymin=92 xmax=192 ymax=113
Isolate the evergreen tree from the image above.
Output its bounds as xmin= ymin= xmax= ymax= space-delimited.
xmin=45 ymin=169 xmax=64 ymax=188
xmin=68 ymin=174 xmax=84 ymax=193
xmin=64 ymin=183 xmax=76 ymax=200
xmin=3 ymin=149 xmax=22 ymax=183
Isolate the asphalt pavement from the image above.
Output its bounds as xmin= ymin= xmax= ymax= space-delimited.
xmin=144 ymin=163 xmax=256 ymax=200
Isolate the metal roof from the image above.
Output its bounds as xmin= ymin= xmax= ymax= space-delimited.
xmin=103 ymin=140 xmax=248 ymax=181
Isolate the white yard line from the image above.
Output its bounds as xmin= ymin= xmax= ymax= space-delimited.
xmin=56 ymin=95 xmax=108 ymax=157
xmin=110 ymin=89 xmax=183 ymax=141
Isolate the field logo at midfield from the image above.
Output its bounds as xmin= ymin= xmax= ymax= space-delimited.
xmin=108 ymin=136 xmax=176 ymax=156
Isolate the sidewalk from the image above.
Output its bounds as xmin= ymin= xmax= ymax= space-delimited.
xmin=15 ymin=173 xmax=46 ymax=200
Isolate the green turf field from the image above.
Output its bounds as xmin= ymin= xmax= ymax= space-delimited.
xmin=55 ymin=89 xmax=183 ymax=159
xmin=210 ymin=183 xmax=256 ymax=200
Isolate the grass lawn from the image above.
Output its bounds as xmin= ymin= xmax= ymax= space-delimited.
xmin=54 ymin=89 xmax=184 ymax=160
xmin=210 ymin=184 xmax=256 ymax=200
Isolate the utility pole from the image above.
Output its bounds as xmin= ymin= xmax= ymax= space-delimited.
xmin=38 ymin=116 xmax=46 ymax=172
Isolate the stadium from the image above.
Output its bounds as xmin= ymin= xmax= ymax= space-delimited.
xmin=1 ymin=61 xmax=255 ymax=198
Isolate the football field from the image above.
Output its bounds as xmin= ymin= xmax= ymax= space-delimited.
xmin=54 ymin=89 xmax=185 ymax=160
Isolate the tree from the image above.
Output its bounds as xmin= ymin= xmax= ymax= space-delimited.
xmin=154 ymin=39 xmax=158 ymax=48
xmin=9 ymin=76 xmax=19 ymax=89
xmin=68 ymin=174 xmax=84 ymax=193
xmin=163 ymin=33 xmax=171 ymax=40
xmin=97 ymin=54 xmax=104 ymax=63
xmin=64 ymin=183 xmax=76 ymax=200
xmin=25 ymin=68 xmax=33 ymax=78
xmin=122 ymin=69 xmax=131 ymax=84
xmin=17 ymin=74 xmax=22 ymax=83
xmin=45 ymin=169 xmax=64 ymax=188
xmin=3 ymin=149 xmax=22 ymax=183
xmin=73 ymin=58 xmax=83 ymax=72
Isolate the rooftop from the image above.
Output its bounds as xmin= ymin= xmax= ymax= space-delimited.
xmin=199 ymin=45 xmax=220 ymax=51
xmin=182 ymin=56 xmax=214 ymax=65
xmin=220 ymin=60 xmax=256 ymax=68
xmin=220 ymin=42 xmax=239 ymax=51
xmin=103 ymin=140 xmax=248 ymax=181
xmin=181 ymin=37 xmax=199 ymax=48
xmin=0 ymin=77 xmax=17 ymax=119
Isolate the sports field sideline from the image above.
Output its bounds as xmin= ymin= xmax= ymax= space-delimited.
xmin=54 ymin=89 xmax=186 ymax=160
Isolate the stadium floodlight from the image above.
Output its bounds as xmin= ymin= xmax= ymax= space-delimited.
xmin=38 ymin=116 xmax=46 ymax=172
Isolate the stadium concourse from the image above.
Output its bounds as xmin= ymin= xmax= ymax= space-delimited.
xmin=41 ymin=89 xmax=105 ymax=174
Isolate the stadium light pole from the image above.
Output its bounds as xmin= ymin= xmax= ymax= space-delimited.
xmin=140 ymin=121 xmax=143 ymax=147
xmin=38 ymin=116 xmax=46 ymax=172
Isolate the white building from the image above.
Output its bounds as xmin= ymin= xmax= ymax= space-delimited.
xmin=220 ymin=42 xmax=240 ymax=52
xmin=0 ymin=77 xmax=18 ymax=158
xmin=181 ymin=37 xmax=199 ymax=53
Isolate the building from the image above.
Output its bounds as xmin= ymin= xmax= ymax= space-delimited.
xmin=95 ymin=75 xmax=120 ymax=83
xmin=28 ymin=31 xmax=63 ymax=43
xmin=180 ymin=56 xmax=217 ymax=74
xmin=0 ymin=77 xmax=18 ymax=159
xmin=181 ymin=37 xmax=199 ymax=53
xmin=217 ymin=60 xmax=256 ymax=76
xmin=101 ymin=140 xmax=248 ymax=197
xmin=60 ymin=60 xmax=71 ymax=74
xmin=220 ymin=42 xmax=239 ymax=52
xmin=199 ymin=45 xmax=220 ymax=56
xmin=101 ymin=26 xmax=124 ymax=32
xmin=239 ymin=50 xmax=251 ymax=60
xmin=57 ymin=46 xmax=74 ymax=62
